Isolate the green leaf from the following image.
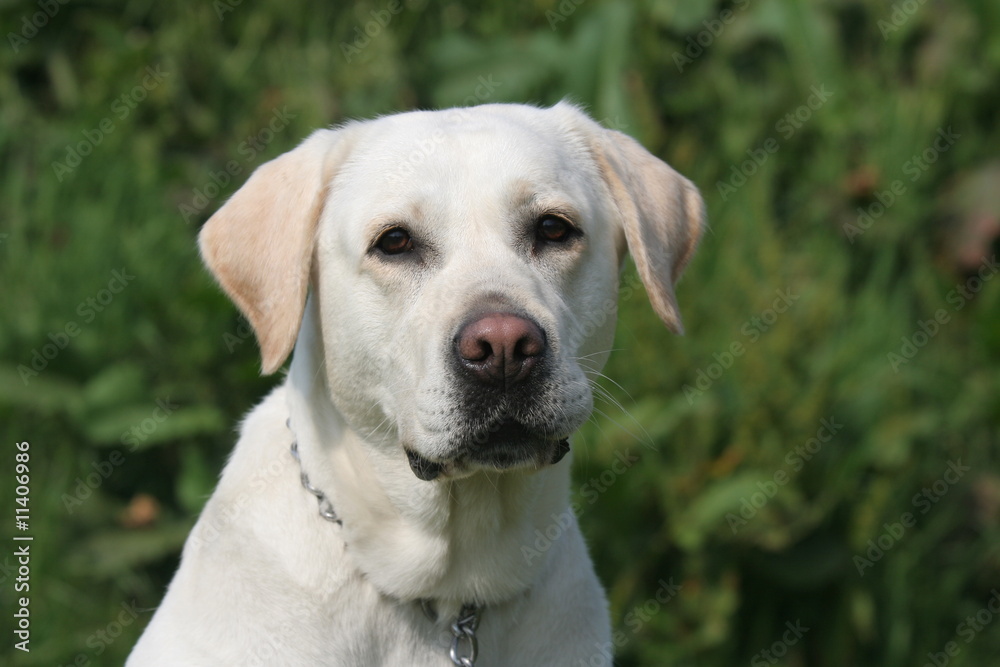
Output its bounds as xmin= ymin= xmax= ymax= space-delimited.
xmin=65 ymin=520 xmax=194 ymax=578
xmin=81 ymin=362 xmax=145 ymax=411
xmin=84 ymin=403 xmax=226 ymax=448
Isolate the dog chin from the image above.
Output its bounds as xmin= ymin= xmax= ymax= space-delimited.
xmin=404 ymin=422 xmax=572 ymax=481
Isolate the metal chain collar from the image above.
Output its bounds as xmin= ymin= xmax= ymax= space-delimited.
xmin=287 ymin=421 xmax=481 ymax=666
xmin=448 ymin=603 xmax=481 ymax=666
xmin=289 ymin=439 xmax=341 ymax=525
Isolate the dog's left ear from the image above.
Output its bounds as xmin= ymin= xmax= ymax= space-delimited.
xmin=199 ymin=127 xmax=356 ymax=374
xmin=559 ymin=103 xmax=705 ymax=334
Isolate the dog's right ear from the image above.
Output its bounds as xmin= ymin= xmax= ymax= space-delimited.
xmin=198 ymin=127 xmax=353 ymax=375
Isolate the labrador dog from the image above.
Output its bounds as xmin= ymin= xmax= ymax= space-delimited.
xmin=127 ymin=102 xmax=703 ymax=666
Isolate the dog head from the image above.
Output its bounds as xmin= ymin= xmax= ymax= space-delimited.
xmin=199 ymin=103 xmax=703 ymax=480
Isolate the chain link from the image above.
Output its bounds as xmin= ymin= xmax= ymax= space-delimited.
xmin=449 ymin=604 xmax=480 ymax=666
xmin=289 ymin=432 xmax=341 ymax=525
xmin=288 ymin=420 xmax=481 ymax=664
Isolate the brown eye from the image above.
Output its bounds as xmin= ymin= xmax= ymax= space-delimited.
xmin=375 ymin=227 xmax=413 ymax=255
xmin=537 ymin=215 xmax=575 ymax=243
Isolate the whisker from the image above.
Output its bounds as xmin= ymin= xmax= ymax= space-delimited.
xmin=590 ymin=406 xmax=657 ymax=451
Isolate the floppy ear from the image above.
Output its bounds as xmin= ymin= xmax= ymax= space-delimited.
xmin=198 ymin=127 xmax=351 ymax=374
xmin=562 ymin=105 xmax=705 ymax=334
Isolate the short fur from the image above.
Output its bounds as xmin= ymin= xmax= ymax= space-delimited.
xmin=128 ymin=102 xmax=704 ymax=666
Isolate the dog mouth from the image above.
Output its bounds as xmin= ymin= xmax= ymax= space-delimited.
xmin=405 ymin=449 xmax=447 ymax=481
xmin=404 ymin=420 xmax=572 ymax=481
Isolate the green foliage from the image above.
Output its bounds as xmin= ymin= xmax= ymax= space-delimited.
xmin=2 ymin=0 xmax=999 ymax=665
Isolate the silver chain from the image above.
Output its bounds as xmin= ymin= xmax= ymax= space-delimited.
xmin=287 ymin=420 xmax=481 ymax=665
xmin=289 ymin=438 xmax=341 ymax=524
xmin=449 ymin=603 xmax=480 ymax=666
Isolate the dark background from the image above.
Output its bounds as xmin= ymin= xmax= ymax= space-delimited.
xmin=2 ymin=0 xmax=999 ymax=665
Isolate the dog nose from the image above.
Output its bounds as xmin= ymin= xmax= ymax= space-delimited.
xmin=455 ymin=313 xmax=546 ymax=386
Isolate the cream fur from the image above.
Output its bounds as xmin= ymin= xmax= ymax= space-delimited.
xmin=127 ymin=102 xmax=703 ymax=666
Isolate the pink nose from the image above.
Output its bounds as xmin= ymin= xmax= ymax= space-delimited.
xmin=455 ymin=313 xmax=546 ymax=386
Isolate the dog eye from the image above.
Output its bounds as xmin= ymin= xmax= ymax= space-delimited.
xmin=536 ymin=215 xmax=576 ymax=244
xmin=375 ymin=227 xmax=414 ymax=255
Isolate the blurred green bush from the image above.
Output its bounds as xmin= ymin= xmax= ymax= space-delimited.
xmin=1 ymin=0 xmax=998 ymax=665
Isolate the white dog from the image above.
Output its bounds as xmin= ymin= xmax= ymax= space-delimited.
xmin=127 ymin=102 xmax=703 ymax=666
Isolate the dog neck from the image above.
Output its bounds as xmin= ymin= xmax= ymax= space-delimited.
xmin=285 ymin=298 xmax=572 ymax=606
